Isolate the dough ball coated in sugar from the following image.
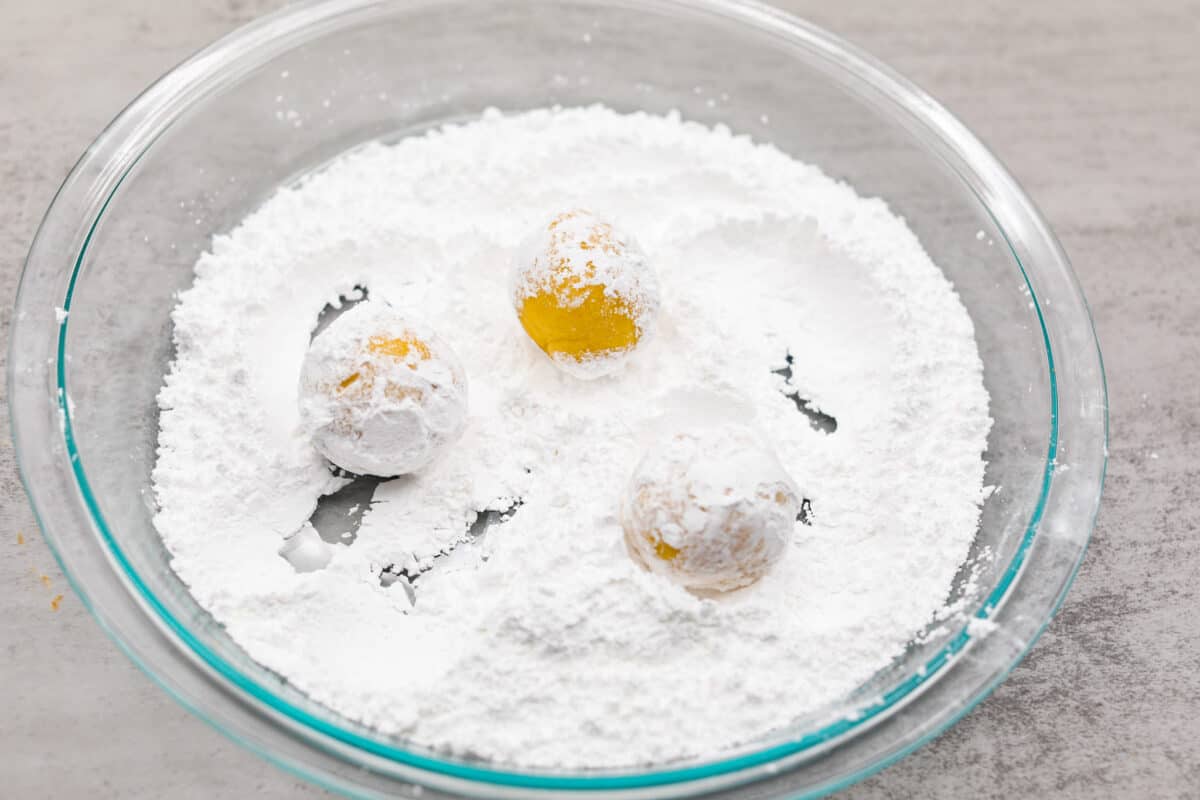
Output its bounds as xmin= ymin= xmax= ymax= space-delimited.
xmin=512 ymin=209 xmax=660 ymax=379
xmin=622 ymin=424 xmax=800 ymax=592
xmin=299 ymin=300 xmax=468 ymax=476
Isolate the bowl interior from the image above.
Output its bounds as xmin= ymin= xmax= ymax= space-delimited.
xmin=53 ymin=0 xmax=1051 ymax=784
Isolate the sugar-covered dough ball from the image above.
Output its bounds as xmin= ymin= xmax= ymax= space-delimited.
xmin=622 ymin=424 xmax=800 ymax=592
xmin=299 ymin=300 xmax=468 ymax=476
xmin=512 ymin=209 xmax=660 ymax=379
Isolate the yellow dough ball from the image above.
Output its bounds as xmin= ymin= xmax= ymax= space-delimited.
xmin=621 ymin=425 xmax=801 ymax=593
xmin=512 ymin=209 xmax=660 ymax=379
xmin=298 ymin=300 xmax=468 ymax=477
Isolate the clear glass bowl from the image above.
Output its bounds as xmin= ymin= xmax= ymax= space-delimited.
xmin=8 ymin=1 xmax=1107 ymax=797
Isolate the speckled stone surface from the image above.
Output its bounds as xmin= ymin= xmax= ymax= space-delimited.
xmin=1 ymin=1 xmax=1197 ymax=797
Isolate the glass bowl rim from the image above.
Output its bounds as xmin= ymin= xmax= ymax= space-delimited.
xmin=9 ymin=0 xmax=1108 ymax=795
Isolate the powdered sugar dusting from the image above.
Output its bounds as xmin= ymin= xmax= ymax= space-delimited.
xmin=152 ymin=106 xmax=991 ymax=768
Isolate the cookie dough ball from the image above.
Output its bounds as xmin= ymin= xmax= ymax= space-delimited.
xmin=512 ymin=209 xmax=660 ymax=379
xmin=299 ymin=300 xmax=467 ymax=476
xmin=622 ymin=424 xmax=800 ymax=592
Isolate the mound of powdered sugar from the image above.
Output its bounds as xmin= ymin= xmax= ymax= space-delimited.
xmin=152 ymin=106 xmax=991 ymax=768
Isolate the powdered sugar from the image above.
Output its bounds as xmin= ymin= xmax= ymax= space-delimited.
xmin=152 ymin=106 xmax=991 ymax=768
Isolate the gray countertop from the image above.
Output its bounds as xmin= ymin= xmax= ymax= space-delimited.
xmin=2 ymin=1 xmax=1197 ymax=797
